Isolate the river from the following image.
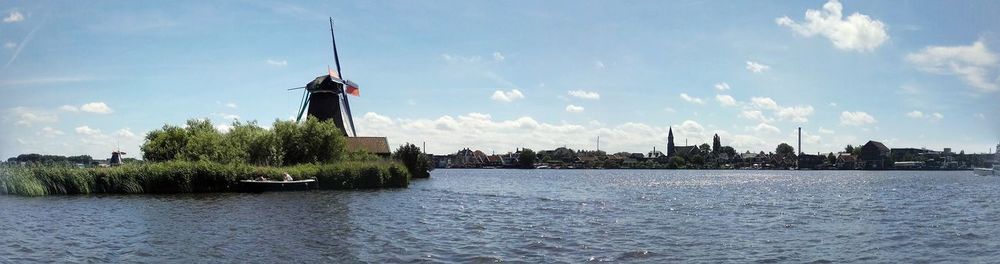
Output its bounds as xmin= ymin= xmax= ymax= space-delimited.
xmin=2 ymin=169 xmax=999 ymax=263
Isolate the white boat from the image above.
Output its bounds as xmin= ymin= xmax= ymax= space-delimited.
xmin=974 ymin=167 xmax=996 ymax=176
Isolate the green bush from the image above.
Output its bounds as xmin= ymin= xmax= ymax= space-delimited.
xmin=392 ymin=143 xmax=431 ymax=178
xmin=0 ymin=161 xmax=409 ymax=196
xmin=141 ymin=117 xmax=345 ymax=166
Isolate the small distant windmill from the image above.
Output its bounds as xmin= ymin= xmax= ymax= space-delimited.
xmin=110 ymin=139 xmax=126 ymax=166
xmin=288 ymin=17 xmax=361 ymax=137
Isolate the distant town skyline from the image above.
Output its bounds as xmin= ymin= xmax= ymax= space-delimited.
xmin=1 ymin=0 xmax=998 ymax=158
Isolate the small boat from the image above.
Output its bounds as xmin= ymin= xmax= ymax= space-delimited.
xmin=974 ymin=167 xmax=996 ymax=176
xmin=239 ymin=179 xmax=318 ymax=192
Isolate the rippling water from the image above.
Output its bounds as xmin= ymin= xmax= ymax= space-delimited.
xmin=3 ymin=170 xmax=1000 ymax=262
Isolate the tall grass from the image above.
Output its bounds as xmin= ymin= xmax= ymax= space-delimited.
xmin=0 ymin=161 xmax=409 ymax=196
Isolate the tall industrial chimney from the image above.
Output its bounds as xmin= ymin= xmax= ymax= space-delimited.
xmin=797 ymin=127 xmax=802 ymax=156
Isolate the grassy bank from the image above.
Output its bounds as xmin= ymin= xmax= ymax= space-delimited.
xmin=0 ymin=161 xmax=409 ymax=196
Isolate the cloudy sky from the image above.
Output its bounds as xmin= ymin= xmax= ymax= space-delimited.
xmin=1 ymin=0 xmax=999 ymax=158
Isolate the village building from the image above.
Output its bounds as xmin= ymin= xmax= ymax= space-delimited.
xmin=859 ymin=140 xmax=891 ymax=170
xmin=345 ymin=137 xmax=391 ymax=158
xmin=666 ymin=127 xmax=701 ymax=159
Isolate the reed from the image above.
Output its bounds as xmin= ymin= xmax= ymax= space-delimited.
xmin=0 ymin=161 xmax=409 ymax=196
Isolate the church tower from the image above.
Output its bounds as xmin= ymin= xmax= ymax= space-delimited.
xmin=667 ymin=127 xmax=675 ymax=157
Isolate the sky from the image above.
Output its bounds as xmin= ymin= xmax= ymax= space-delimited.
xmin=1 ymin=0 xmax=999 ymax=159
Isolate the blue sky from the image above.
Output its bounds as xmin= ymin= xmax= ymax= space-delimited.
xmin=1 ymin=0 xmax=998 ymax=158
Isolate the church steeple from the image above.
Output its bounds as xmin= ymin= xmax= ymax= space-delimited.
xmin=667 ymin=126 xmax=675 ymax=157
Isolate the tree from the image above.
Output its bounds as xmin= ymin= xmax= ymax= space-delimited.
xmin=518 ymin=148 xmax=536 ymax=169
xmin=273 ymin=117 xmax=345 ymax=165
xmin=844 ymin=144 xmax=855 ymax=154
xmin=394 ymin=143 xmax=430 ymax=178
xmin=720 ymin=146 xmax=737 ymax=157
xmin=776 ymin=143 xmax=795 ymax=157
xmin=67 ymin=155 xmax=93 ymax=164
xmin=691 ymin=154 xmax=705 ymax=166
xmin=668 ymin=156 xmax=687 ymax=169
xmin=699 ymin=143 xmax=711 ymax=154
xmin=142 ymin=124 xmax=189 ymax=162
xmin=551 ymin=147 xmax=576 ymax=163
xmin=180 ymin=119 xmax=225 ymax=162
xmin=712 ymin=134 xmax=722 ymax=154
xmin=827 ymin=153 xmax=837 ymax=164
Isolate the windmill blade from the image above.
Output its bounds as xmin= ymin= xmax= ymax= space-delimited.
xmin=287 ymin=86 xmax=306 ymax=91
xmin=295 ymin=89 xmax=310 ymax=122
xmin=342 ymin=93 xmax=358 ymax=137
xmin=330 ymin=17 xmax=344 ymax=80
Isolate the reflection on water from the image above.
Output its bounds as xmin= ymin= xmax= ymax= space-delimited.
xmin=2 ymin=170 xmax=1000 ymax=262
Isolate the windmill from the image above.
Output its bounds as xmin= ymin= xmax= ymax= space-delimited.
xmin=289 ymin=17 xmax=361 ymax=137
xmin=110 ymin=138 xmax=126 ymax=166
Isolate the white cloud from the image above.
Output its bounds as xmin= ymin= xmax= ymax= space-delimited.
xmin=746 ymin=61 xmax=770 ymax=73
xmin=976 ymin=113 xmax=986 ymax=120
xmin=714 ymin=82 xmax=731 ymax=91
xmin=6 ymin=107 xmax=57 ymax=127
xmin=742 ymin=97 xmax=815 ymax=123
xmin=568 ymin=90 xmax=600 ymax=100
xmin=266 ymin=59 xmax=288 ymax=67
xmin=215 ymin=124 xmax=233 ymax=133
xmin=38 ymin=127 xmax=65 ymax=138
xmin=776 ymin=0 xmax=888 ymax=52
xmin=0 ymin=76 xmax=95 ymax=87
xmin=2 ymin=11 xmax=24 ymax=23
xmin=215 ymin=113 xmax=240 ymax=120
xmin=677 ymin=120 xmax=705 ymax=137
xmin=840 ymin=111 xmax=876 ymax=126
xmin=775 ymin=105 xmax=814 ymax=123
xmin=59 ymin=105 xmax=79 ymax=112
xmin=80 ymin=102 xmax=113 ymax=114
xmin=493 ymin=52 xmax=505 ymax=62
xmin=739 ymin=110 xmax=772 ymax=123
xmin=3 ymin=42 xmax=14 ymax=49
xmin=115 ymin=128 xmax=137 ymax=139
xmin=491 ymin=89 xmax=525 ymax=102
xmin=75 ymin=126 xmax=101 ymax=135
xmin=829 ymin=102 xmax=838 ymax=107
xmin=442 ymin=54 xmax=482 ymax=63
xmin=906 ymin=40 xmax=998 ymax=93
xmin=565 ymin=104 xmax=585 ymax=113
xmin=679 ymin=93 xmax=705 ymax=104
xmin=225 ymin=102 xmax=238 ymax=108
xmin=353 ymin=112 xmax=766 ymax=154
xmin=907 ymin=110 xmax=944 ymax=122
xmin=749 ymin=97 xmax=779 ymax=110
xmin=930 ymin=112 xmax=943 ymax=121
xmin=818 ymin=127 xmax=835 ymax=134
xmin=716 ymin=94 xmax=737 ymax=107
xmin=363 ymin=112 xmax=394 ymax=126
xmin=594 ymin=61 xmax=606 ymax=69
xmin=751 ymin=122 xmax=781 ymax=134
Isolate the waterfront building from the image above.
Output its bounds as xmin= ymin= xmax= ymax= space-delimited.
xmin=451 ymin=148 xmax=487 ymax=168
xmin=797 ymin=154 xmax=825 ymax=169
xmin=890 ymin=148 xmax=937 ymax=162
xmin=836 ymin=152 xmax=857 ymax=169
xmin=859 ymin=140 xmax=891 ymax=170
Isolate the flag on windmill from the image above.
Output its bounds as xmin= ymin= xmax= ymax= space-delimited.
xmin=328 ymin=66 xmax=360 ymax=97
